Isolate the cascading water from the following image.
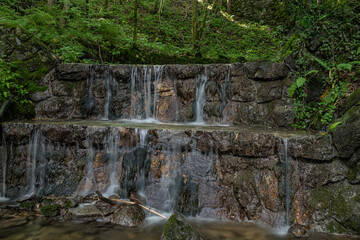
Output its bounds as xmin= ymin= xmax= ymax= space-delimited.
xmin=80 ymin=137 xmax=96 ymax=196
xmin=284 ymin=138 xmax=290 ymax=226
xmin=153 ymin=66 xmax=164 ymax=120
xmin=194 ymin=68 xmax=208 ymax=123
xmin=129 ymin=66 xmax=164 ymax=121
xmin=1 ymin=133 xmax=7 ymax=199
xmin=103 ymin=130 xmax=121 ymax=197
xmin=103 ymin=67 xmax=115 ymax=120
xmin=220 ymin=65 xmax=231 ymax=123
xmin=24 ymin=129 xmax=46 ymax=197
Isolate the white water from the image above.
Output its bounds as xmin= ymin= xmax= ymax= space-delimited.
xmin=103 ymin=130 xmax=121 ymax=197
xmin=24 ymin=130 xmax=46 ymax=197
xmin=80 ymin=137 xmax=96 ymax=196
xmin=103 ymin=67 xmax=115 ymax=120
xmin=194 ymin=68 xmax=208 ymax=123
xmin=284 ymin=138 xmax=290 ymax=226
xmin=1 ymin=133 xmax=7 ymax=198
xmin=129 ymin=66 xmax=164 ymax=121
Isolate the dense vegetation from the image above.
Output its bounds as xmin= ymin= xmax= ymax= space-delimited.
xmin=0 ymin=0 xmax=359 ymax=130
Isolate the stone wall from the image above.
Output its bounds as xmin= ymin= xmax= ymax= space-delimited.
xmin=0 ymin=121 xmax=359 ymax=235
xmin=31 ymin=62 xmax=293 ymax=128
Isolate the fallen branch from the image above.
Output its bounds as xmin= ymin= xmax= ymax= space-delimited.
xmin=109 ymin=198 xmax=168 ymax=220
xmin=95 ymin=191 xmax=115 ymax=205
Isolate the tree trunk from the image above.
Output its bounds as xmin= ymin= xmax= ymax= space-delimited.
xmin=153 ymin=0 xmax=159 ymax=13
xmin=191 ymin=0 xmax=198 ymax=51
xmin=227 ymin=0 xmax=231 ymax=14
xmin=60 ymin=1 xmax=69 ymax=28
xmin=132 ymin=0 xmax=138 ymax=49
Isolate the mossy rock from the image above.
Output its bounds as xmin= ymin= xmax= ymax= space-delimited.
xmin=310 ymin=183 xmax=360 ymax=234
xmin=40 ymin=205 xmax=60 ymax=217
xmin=161 ymin=212 xmax=203 ymax=240
xmin=19 ymin=201 xmax=35 ymax=210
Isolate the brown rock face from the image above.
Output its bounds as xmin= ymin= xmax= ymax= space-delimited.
xmin=1 ymin=120 xmax=356 ymax=236
xmin=31 ymin=63 xmax=293 ymax=128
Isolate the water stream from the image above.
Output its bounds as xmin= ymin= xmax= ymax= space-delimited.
xmin=103 ymin=130 xmax=121 ymax=197
xmin=1 ymin=133 xmax=7 ymax=199
xmin=129 ymin=66 xmax=165 ymax=121
xmin=103 ymin=67 xmax=115 ymax=120
xmin=284 ymin=138 xmax=290 ymax=226
xmin=194 ymin=68 xmax=208 ymax=124
xmin=24 ymin=130 xmax=46 ymax=198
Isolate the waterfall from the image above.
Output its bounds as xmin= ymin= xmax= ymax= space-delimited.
xmin=153 ymin=66 xmax=164 ymax=120
xmin=103 ymin=67 xmax=115 ymax=120
xmin=284 ymin=138 xmax=290 ymax=226
xmin=129 ymin=66 xmax=164 ymax=121
xmin=103 ymin=130 xmax=121 ymax=197
xmin=81 ymin=137 xmax=96 ymax=196
xmin=220 ymin=65 xmax=231 ymax=123
xmin=1 ymin=133 xmax=7 ymax=199
xmin=194 ymin=68 xmax=208 ymax=123
xmin=121 ymin=128 xmax=149 ymax=198
xmin=25 ymin=129 xmax=46 ymax=197
xmin=137 ymin=129 xmax=148 ymax=194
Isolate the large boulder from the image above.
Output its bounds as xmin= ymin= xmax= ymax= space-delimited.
xmin=331 ymin=90 xmax=360 ymax=159
xmin=160 ymin=212 xmax=203 ymax=240
xmin=110 ymin=203 xmax=145 ymax=227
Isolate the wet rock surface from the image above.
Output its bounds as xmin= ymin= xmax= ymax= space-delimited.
xmin=1 ymin=121 xmax=358 ymax=236
xmin=110 ymin=203 xmax=145 ymax=227
xmin=161 ymin=212 xmax=203 ymax=240
xmin=31 ymin=63 xmax=293 ymax=128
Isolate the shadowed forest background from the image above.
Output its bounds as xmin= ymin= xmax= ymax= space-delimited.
xmin=0 ymin=0 xmax=359 ymax=130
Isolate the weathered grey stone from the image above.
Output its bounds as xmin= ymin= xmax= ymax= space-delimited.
xmin=67 ymin=204 xmax=102 ymax=220
xmin=245 ymin=62 xmax=289 ymax=81
xmin=56 ymin=64 xmax=88 ymax=82
xmin=331 ymin=104 xmax=360 ymax=159
xmin=35 ymin=97 xmax=74 ymax=119
xmin=257 ymin=80 xmax=283 ymax=103
xmin=288 ymin=135 xmax=338 ymax=161
xmin=110 ymin=204 xmax=145 ymax=227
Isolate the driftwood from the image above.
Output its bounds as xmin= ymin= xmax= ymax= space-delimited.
xmin=95 ymin=191 xmax=115 ymax=205
xmin=95 ymin=191 xmax=168 ymax=219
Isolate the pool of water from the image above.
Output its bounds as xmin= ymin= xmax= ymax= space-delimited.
xmin=0 ymin=211 xmax=357 ymax=240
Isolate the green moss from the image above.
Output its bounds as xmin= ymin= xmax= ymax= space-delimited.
xmin=327 ymin=221 xmax=347 ymax=234
xmin=311 ymin=184 xmax=359 ymax=234
xmin=40 ymin=205 xmax=60 ymax=217
xmin=20 ymin=201 xmax=35 ymax=210
xmin=340 ymin=88 xmax=360 ymax=115
xmin=163 ymin=214 xmax=195 ymax=240
xmin=65 ymin=200 xmax=73 ymax=209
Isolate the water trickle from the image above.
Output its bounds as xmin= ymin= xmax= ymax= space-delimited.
xmin=103 ymin=130 xmax=121 ymax=197
xmin=129 ymin=66 xmax=164 ymax=121
xmin=103 ymin=67 xmax=115 ymax=120
xmin=153 ymin=66 xmax=164 ymax=120
xmin=81 ymin=137 xmax=96 ymax=196
xmin=284 ymin=138 xmax=290 ymax=226
xmin=1 ymin=133 xmax=7 ymax=198
xmin=25 ymin=130 xmax=46 ymax=197
xmin=195 ymin=68 xmax=208 ymax=123
xmin=220 ymin=65 xmax=231 ymax=123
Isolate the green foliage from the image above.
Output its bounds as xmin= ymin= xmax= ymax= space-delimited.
xmin=20 ymin=201 xmax=35 ymax=210
xmin=284 ymin=0 xmax=360 ymax=130
xmin=40 ymin=204 xmax=60 ymax=217
xmin=0 ymin=0 xmax=285 ymax=64
xmin=0 ymin=58 xmax=28 ymax=104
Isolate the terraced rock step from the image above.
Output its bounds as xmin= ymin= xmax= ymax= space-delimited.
xmin=1 ymin=120 xmax=358 ymax=235
xmin=32 ymin=62 xmax=293 ymax=128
